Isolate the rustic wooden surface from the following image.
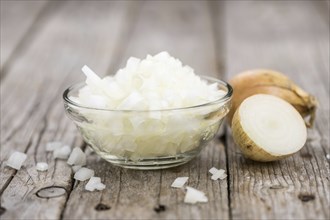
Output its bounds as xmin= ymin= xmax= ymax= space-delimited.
xmin=0 ymin=1 xmax=329 ymax=219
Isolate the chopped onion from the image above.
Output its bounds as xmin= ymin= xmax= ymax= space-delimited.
xmin=6 ymin=151 xmax=27 ymax=170
xmin=85 ymin=177 xmax=106 ymax=191
xmin=211 ymin=169 xmax=226 ymax=180
xmin=184 ymin=186 xmax=208 ymax=204
xmin=171 ymin=177 xmax=189 ymax=188
xmin=67 ymin=147 xmax=86 ymax=166
xmin=74 ymin=167 xmax=94 ymax=181
xmin=36 ymin=162 xmax=48 ymax=171
xmin=209 ymin=167 xmax=218 ymax=175
xmin=95 ymin=182 xmax=106 ymax=190
xmin=46 ymin=141 xmax=62 ymax=152
xmin=209 ymin=167 xmax=227 ymax=180
xmin=71 ymin=52 xmax=228 ymax=160
xmin=53 ymin=145 xmax=71 ymax=159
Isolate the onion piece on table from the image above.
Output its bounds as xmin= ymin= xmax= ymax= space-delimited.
xmin=67 ymin=147 xmax=86 ymax=166
xmin=171 ymin=177 xmax=189 ymax=188
xmin=53 ymin=145 xmax=71 ymax=159
xmin=211 ymin=169 xmax=227 ymax=180
xmin=6 ymin=151 xmax=27 ymax=170
xmin=36 ymin=162 xmax=48 ymax=171
xmin=74 ymin=167 xmax=94 ymax=181
xmin=95 ymin=183 xmax=106 ymax=191
xmin=208 ymin=167 xmax=218 ymax=175
xmin=184 ymin=187 xmax=208 ymax=204
xmin=85 ymin=177 xmax=106 ymax=191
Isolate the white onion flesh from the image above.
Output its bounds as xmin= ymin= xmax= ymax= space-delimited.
xmin=6 ymin=151 xmax=27 ymax=170
xmin=211 ymin=169 xmax=226 ymax=180
xmin=85 ymin=177 xmax=106 ymax=191
xmin=74 ymin=167 xmax=94 ymax=181
xmin=208 ymin=167 xmax=218 ymax=175
xmin=67 ymin=147 xmax=86 ymax=166
xmin=36 ymin=162 xmax=48 ymax=171
xmin=72 ymin=52 xmax=228 ymax=159
xmin=238 ymin=94 xmax=307 ymax=155
xmin=184 ymin=187 xmax=208 ymax=204
xmin=95 ymin=183 xmax=106 ymax=190
xmin=46 ymin=142 xmax=62 ymax=152
xmin=53 ymin=145 xmax=71 ymax=159
xmin=171 ymin=177 xmax=189 ymax=188
xmin=209 ymin=167 xmax=227 ymax=180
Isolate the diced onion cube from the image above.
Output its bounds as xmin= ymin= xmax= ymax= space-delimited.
xmin=210 ymin=168 xmax=227 ymax=180
xmin=184 ymin=186 xmax=208 ymax=204
xmin=74 ymin=167 xmax=94 ymax=181
xmin=36 ymin=162 xmax=48 ymax=171
xmin=85 ymin=177 xmax=101 ymax=191
xmin=85 ymin=177 xmax=106 ymax=191
xmin=95 ymin=183 xmax=106 ymax=190
xmin=6 ymin=151 xmax=27 ymax=170
xmin=53 ymin=145 xmax=71 ymax=159
xmin=209 ymin=167 xmax=218 ymax=175
xmin=171 ymin=177 xmax=189 ymax=188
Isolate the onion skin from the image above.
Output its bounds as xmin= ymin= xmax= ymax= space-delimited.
xmin=228 ymin=69 xmax=318 ymax=127
xmin=231 ymin=109 xmax=293 ymax=162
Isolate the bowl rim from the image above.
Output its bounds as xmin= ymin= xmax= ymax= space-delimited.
xmin=63 ymin=75 xmax=233 ymax=112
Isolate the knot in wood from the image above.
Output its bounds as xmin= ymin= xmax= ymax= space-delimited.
xmin=95 ymin=203 xmax=111 ymax=211
xmin=154 ymin=204 xmax=166 ymax=213
xmin=298 ymin=193 xmax=315 ymax=202
xmin=36 ymin=186 xmax=67 ymax=199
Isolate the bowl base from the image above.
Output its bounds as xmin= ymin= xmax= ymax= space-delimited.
xmin=96 ymin=150 xmax=200 ymax=170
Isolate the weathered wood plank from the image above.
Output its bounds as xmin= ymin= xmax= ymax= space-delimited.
xmin=113 ymin=1 xmax=218 ymax=77
xmin=63 ymin=1 xmax=229 ymax=219
xmin=222 ymin=1 xmax=329 ymax=219
xmin=0 ymin=1 xmax=134 ymax=219
xmin=0 ymin=0 xmax=51 ymax=74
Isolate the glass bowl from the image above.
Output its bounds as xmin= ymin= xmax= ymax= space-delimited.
xmin=63 ymin=76 xmax=232 ymax=170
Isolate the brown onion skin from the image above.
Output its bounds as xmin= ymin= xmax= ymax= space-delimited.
xmin=228 ymin=69 xmax=317 ymax=127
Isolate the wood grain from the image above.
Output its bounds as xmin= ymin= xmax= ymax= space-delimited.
xmin=222 ymin=1 xmax=329 ymax=219
xmin=0 ymin=1 xmax=329 ymax=219
xmin=0 ymin=0 xmax=58 ymax=77
xmin=0 ymin=1 xmax=134 ymax=219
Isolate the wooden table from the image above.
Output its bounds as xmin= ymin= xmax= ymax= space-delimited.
xmin=1 ymin=1 xmax=329 ymax=219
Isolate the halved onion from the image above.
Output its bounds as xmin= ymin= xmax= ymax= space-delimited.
xmin=232 ymin=94 xmax=307 ymax=162
xmin=53 ymin=145 xmax=71 ymax=159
